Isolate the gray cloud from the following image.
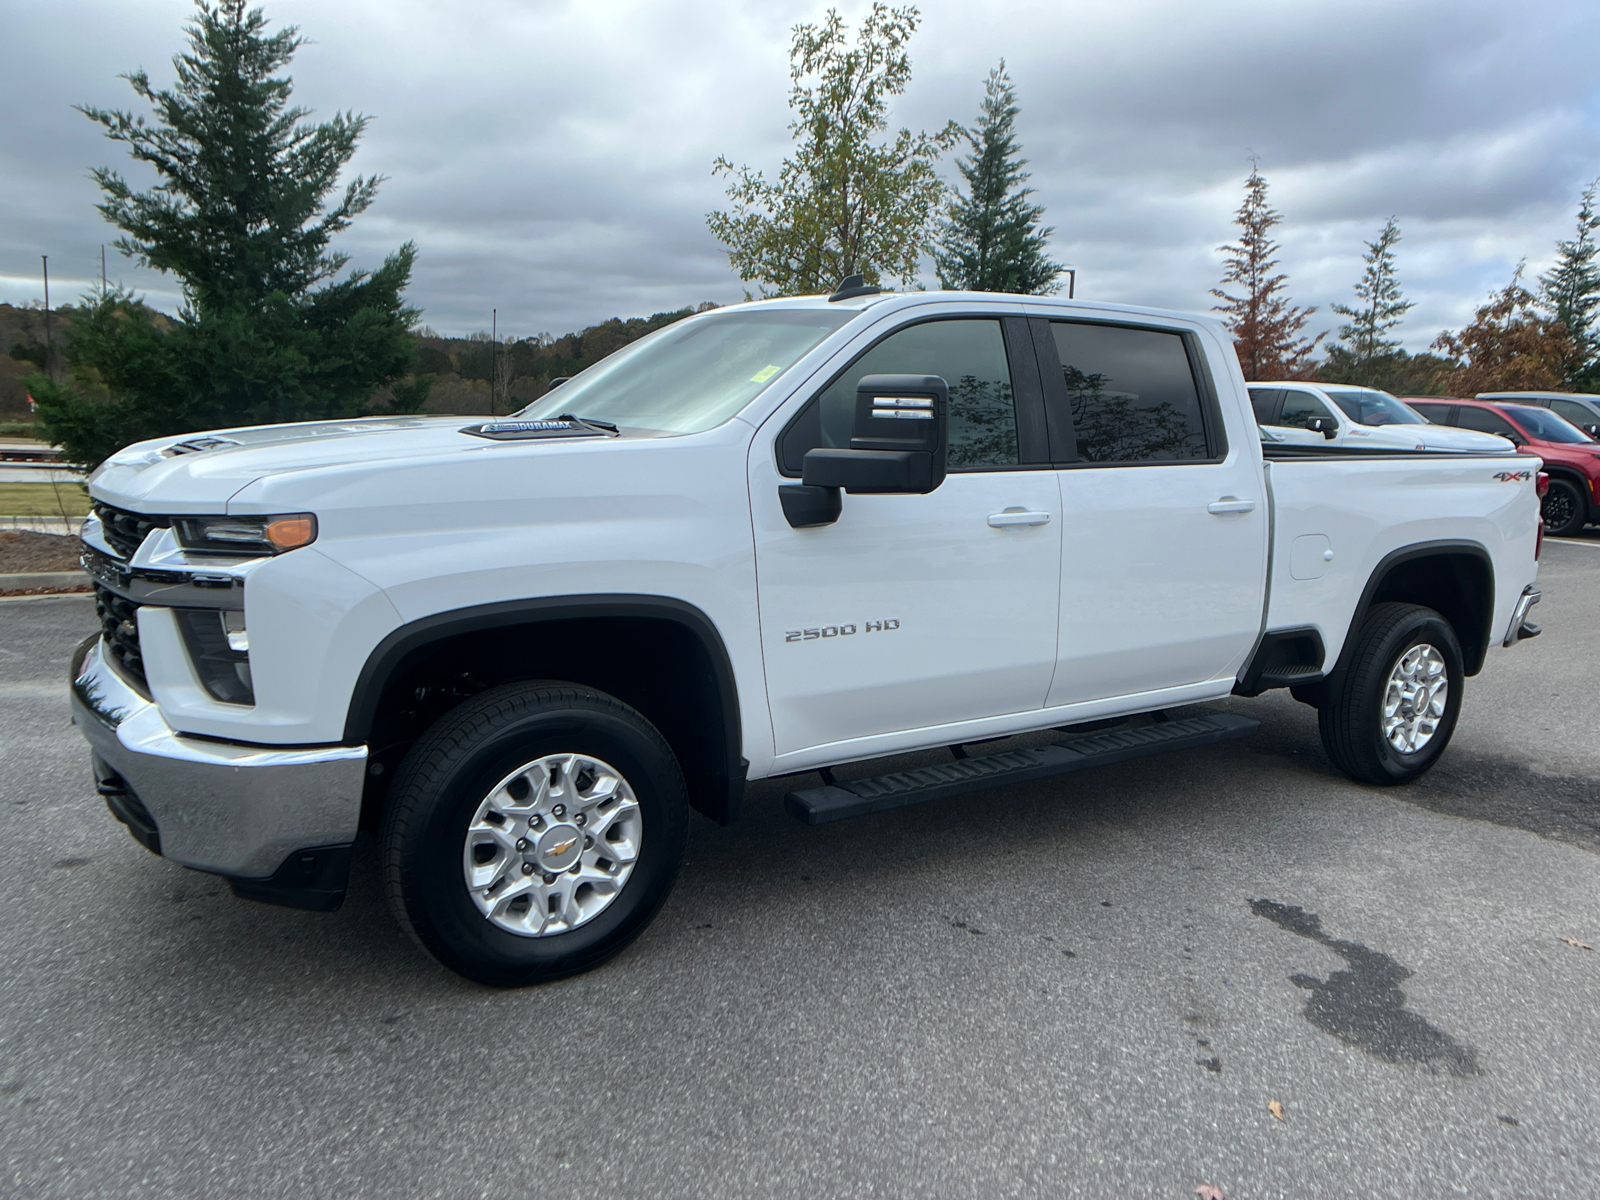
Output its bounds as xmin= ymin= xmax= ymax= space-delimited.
xmin=4 ymin=0 xmax=1598 ymax=354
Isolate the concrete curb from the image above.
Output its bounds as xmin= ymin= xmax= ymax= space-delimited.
xmin=0 ymin=571 xmax=90 ymax=594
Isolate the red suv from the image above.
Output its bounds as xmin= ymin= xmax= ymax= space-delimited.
xmin=1406 ymin=397 xmax=1600 ymax=537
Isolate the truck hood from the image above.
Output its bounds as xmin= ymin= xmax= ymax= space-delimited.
xmin=87 ymin=415 xmax=649 ymax=512
xmin=1344 ymin=423 xmax=1515 ymax=453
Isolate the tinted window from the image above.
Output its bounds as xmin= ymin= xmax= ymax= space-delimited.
xmin=1504 ymin=404 xmax=1594 ymax=444
xmin=1453 ymin=407 xmax=1521 ymax=439
xmin=1551 ymin=399 xmax=1596 ymax=427
xmin=1248 ymin=388 xmax=1280 ymax=423
xmin=1050 ymin=323 xmax=1209 ymax=463
xmin=1408 ymin=402 xmax=1454 ymax=424
xmin=781 ymin=319 xmax=1017 ymax=472
xmin=1277 ymin=389 xmax=1336 ymax=429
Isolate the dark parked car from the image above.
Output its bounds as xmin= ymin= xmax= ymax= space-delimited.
xmin=1479 ymin=391 xmax=1600 ymax=439
xmin=1406 ymin=397 xmax=1600 ymax=536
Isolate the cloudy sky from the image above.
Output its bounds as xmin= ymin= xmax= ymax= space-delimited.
xmin=4 ymin=0 xmax=1600 ymax=352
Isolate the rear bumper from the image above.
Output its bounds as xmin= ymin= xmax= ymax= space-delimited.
xmin=70 ymin=635 xmax=367 ymax=889
xmin=1503 ymin=585 xmax=1542 ymax=647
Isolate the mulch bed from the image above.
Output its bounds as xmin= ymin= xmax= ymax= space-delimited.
xmin=0 ymin=529 xmax=84 ymax=574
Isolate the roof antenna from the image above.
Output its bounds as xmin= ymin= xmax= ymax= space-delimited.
xmin=828 ymin=274 xmax=883 ymax=302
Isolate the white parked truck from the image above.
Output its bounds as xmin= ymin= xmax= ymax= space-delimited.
xmin=72 ymin=285 xmax=1545 ymax=985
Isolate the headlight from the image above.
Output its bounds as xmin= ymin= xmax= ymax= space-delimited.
xmin=172 ymin=513 xmax=317 ymax=555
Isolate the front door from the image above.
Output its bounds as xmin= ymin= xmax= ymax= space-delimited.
xmin=1039 ymin=318 xmax=1267 ymax=706
xmin=750 ymin=316 xmax=1062 ymax=760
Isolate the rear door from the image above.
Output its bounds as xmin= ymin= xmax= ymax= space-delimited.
xmin=749 ymin=313 xmax=1062 ymax=759
xmin=1034 ymin=317 xmax=1268 ymax=706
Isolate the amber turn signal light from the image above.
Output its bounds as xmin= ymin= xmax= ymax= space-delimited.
xmin=266 ymin=514 xmax=317 ymax=550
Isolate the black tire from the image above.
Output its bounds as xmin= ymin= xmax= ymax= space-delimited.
xmin=1318 ymin=602 xmax=1463 ymax=786
xmin=381 ymin=682 xmax=688 ymax=987
xmin=1541 ymin=477 xmax=1587 ymax=538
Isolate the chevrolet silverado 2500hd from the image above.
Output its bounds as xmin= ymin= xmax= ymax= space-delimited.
xmin=70 ymin=286 xmax=1544 ymax=986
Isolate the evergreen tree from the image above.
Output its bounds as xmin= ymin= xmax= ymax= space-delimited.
xmin=1540 ymin=180 xmax=1600 ymax=390
xmin=26 ymin=0 xmax=426 ymax=468
xmin=707 ymin=3 xmax=959 ymax=295
xmin=1324 ymin=217 xmax=1412 ymax=372
xmin=1434 ymin=263 xmax=1574 ymax=394
xmin=934 ymin=62 xmax=1062 ymax=294
xmin=1211 ymin=167 xmax=1321 ymax=380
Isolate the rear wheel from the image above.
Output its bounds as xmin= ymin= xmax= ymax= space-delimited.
xmin=1318 ymin=602 xmax=1463 ymax=786
xmin=1541 ymin=477 xmax=1587 ymax=537
xmin=382 ymin=682 xmax=688 ymax=986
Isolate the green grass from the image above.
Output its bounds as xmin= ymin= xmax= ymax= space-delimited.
xmin=0 ymin=422 xmax=40 ymax=439
xmin=0 ymin=482 xmax=92 ymax=517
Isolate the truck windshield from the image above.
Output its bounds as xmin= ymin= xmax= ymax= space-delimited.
xmin=1321 ymin=387 xmax=1426 ymax=426
xmin=514 ymin=309 xmax=854 ymax=434
xmin=1503 ymin=404 xmax=1595 ymax=444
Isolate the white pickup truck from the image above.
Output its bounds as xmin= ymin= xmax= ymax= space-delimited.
xmin=71 ymin=285 xmax=1545 ymax=986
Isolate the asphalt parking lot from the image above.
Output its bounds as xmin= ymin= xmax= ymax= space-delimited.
xmin=3 ymin=541 xmax=1599 ymax=1200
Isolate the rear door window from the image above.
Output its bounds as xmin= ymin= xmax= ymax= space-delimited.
xmin=1247 ymin=388 xmax=1281 ymax=424
xmin=1048 ymin=322 xmax=1212 ymax=463
xmin=1552 ymin=399 xmax=1597 ymax=427
xmin=1408 ymin=402 xmax=1455 ymax=424
xmin=1454 ymin=406 xmax=1522 ymax=439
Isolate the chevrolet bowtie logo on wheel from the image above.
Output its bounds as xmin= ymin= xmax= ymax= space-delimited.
xmin=545 ymin=837 xmax=578 ymax=858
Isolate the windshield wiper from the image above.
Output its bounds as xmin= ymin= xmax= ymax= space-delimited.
xmin=555 ymin=413 xmax=619 ymax=435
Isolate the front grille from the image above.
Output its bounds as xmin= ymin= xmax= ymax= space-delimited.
xmin=93 ymin=503 xmax=170 ymax=560
xmin=94 ymin=582 xmax=148 ymax=694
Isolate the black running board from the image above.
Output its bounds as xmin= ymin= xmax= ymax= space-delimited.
xmin=784 ymin=712 xmax=1259 ymax=825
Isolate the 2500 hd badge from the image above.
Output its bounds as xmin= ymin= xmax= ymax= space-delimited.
xmin=785 ymin=619 xmax=901 ymax=642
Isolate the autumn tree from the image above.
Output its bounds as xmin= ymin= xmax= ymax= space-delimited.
xmin=1540 ymin=180 xmax=1600 ymax=390
xmin=1434 ymin=264 xmax=1574 ymax=394
xmin=707 ymin=3 xmax=959 ymax=295
xmin=934 ymin=62 xmax=1062 ymax=294
xmin=1211 ymin=167 xmax=1321 ymax=380
xmin=26 ymin=0 xmax=426 ymax=467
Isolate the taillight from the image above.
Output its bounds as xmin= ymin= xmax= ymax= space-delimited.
xmin=1536 ymin=471 xmax=1550 ymax=498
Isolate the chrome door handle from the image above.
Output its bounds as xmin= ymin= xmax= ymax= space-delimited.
xmin=1207 ymin=497 xmax=1256 ymax=514
xmin=988 ymin=509 xmax=1052 ymax=528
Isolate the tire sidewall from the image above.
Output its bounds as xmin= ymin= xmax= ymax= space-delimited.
xmin=391 ymin=693 xmax=687 ymax=986
xmin=1542 ymin=478 xmax=1586 ymax=538
xmin=1361 ymin=612 xmax=1463 ymax=782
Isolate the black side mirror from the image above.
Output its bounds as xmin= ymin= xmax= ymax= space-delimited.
xmin=1306 ymin=416 xmax=1337 ymax=439
xmin=1584 ymin=423 xmax=1600 ymax=439
xmin=781 ymin=375 xmax=949 ymax=527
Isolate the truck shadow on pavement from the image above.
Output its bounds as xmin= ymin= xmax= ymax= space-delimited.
xmin=1250 ymin=897 xmax=1480 ymax=1077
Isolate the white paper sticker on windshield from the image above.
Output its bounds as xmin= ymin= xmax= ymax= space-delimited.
xmin=750 ymin=364 xmax=780 ymax=383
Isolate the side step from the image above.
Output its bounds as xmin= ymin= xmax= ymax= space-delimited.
xmin=784 ymin=712 xmax=1259 ymax=825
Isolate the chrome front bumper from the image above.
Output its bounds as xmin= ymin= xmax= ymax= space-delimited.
xmin=70 ymin=635 xmax=367 ymax=878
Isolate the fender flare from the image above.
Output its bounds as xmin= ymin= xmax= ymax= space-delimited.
xmin=1334 ymin=539 xmax=1495 ymax=679
xmin=343 ymin=594 xmax=746 ymax=823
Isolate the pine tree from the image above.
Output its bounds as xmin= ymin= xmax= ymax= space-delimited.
xmin=707 ymin=4 xmax=959 ymax=295
xmin=934 ymin=62 xmax=1063 ymax=294
xmin=1540 ymin=180 xmax=1600 ymax=390
xmin=27 ymin=0 xmax=426 ymax=467
xmin=1211 ymin=167 xmax=1321 ymax=381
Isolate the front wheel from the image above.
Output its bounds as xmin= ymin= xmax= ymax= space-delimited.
xmin=1541 ymin=477 xmax=1587 ymax=538
xmin=381 ymin=682 xmax=688 ymax=986
xmin=1318 ymin=602 xmax=1463 ymax=786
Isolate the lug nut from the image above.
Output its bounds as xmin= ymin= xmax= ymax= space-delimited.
xmin=543 ymin=873 xmax=557 ymax=885
xmin=516 ymin=839 xmax=528 ymax=851
xmin=575 ymin=813 xmax=586 ymax=827
xmin=584 ymin=836 xmax=594 ymax=849
xmin=569 ymin=862 xmax=580 ymax=875
xmin=552 ymin=804 xmax=566 ymax=818
xmin=521 ymin=863 xmax=534 ymax=876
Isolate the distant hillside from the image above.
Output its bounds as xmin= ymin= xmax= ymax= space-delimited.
xmin=1 ymin=300 xmax=717 ymax=424
xmin=407 ymin=302 xmax=717 ymax=416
